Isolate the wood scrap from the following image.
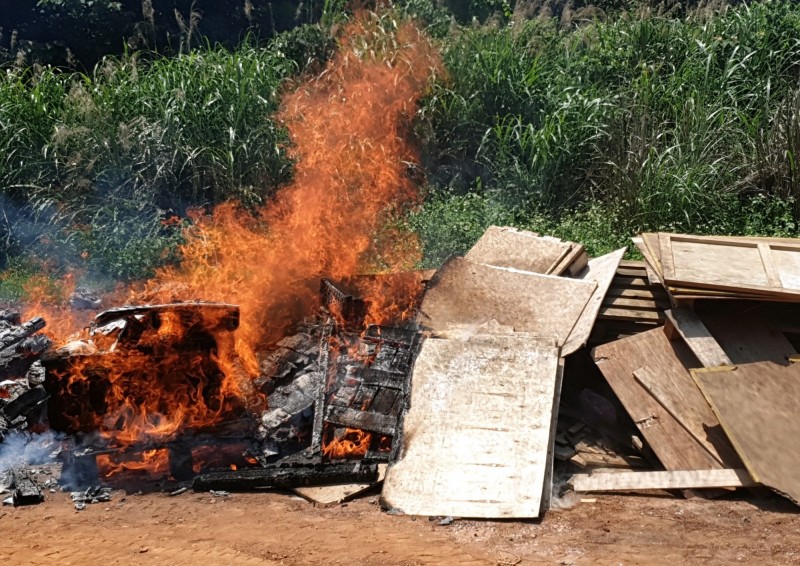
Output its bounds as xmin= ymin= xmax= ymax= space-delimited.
xmin=382 ymin=334 xmax=560 ymax=518
xmin=570 ymin=469 xmax=756 ymax=493
xmin=693 ymin=362 xmax=800 ymax=505
xmin=464 ymin=226 xmax=583 ymax=275
xmin=592 ymin=329 xmax=727 ymax=481
xmin=662 ymin=308 xmax=733 ymax=367
xmin=293 ymin=464 xmax=387 ymax=506
xmin=563 ymin=248 xmax=626 ymax=355
xmin=417 ymin=256 xmax=596 ymax=346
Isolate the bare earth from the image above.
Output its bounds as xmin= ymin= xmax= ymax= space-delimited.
xmin=2 ymin=490 xmax=799 ymax=565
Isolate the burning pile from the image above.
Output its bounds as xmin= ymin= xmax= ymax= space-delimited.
xmin=3 ymin=14 xmax=442 ymax=490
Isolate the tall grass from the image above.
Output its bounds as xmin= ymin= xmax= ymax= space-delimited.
xmin=413 ymin=1 xmax=800 ymax=261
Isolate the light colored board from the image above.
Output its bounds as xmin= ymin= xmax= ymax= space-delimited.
xmin=593 ymin=329 xmax=723 ymax=474
xmin=563 ymin=248 xmax=626 ymax=356
xmin=634 ymin=234 xmax=664 ymax=285
xmin=605 ymin=296 xmax=665 ymax=310
xmin=550 ymin=244 xmax=588 ymax=276
xmin=382 ymin=334 xmax=560 ymax=518
xmin=465 ymin=226 xmax=572 ymax=274
xmin=597 ymin=307 xmax=662 ymax=323
xmin=541 ymin=358 xmax=565 ymax=511
xmin=418 ymin=256 xmax=596 ymax=346
xmin=698 ymin=311 xmax=796 ymax=364
xmin=658 ymin=233 xmax=800 ymax=298
xmin=663 ymin=308 xmax=733 ymax=367
xmin=693 ymin=363 xmax=800 ymax=504
xmin=293 ymin=464 xmax=387 ymax=506
xmin=571 ymin=469 xmax=756 ymax=492
xmin=633 ymin=365 xmax=741 ymax=468
xmin=610 ymin=275 xmax=651 ymax=289
xmin=606 ymin=288 xmax=662 ymax=299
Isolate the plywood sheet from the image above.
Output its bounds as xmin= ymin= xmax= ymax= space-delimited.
xmin=418 ymin=257 xmax=596 ymax=346
xmin=633 ymin=365 xmax=741 ymax=468
xmin=659 ymin=233 xmax=800 ymax=298
xmin=293 ymin=464 xmax=387 ymax=506
xmin=382 ymin=335 xmax=560 ymax=518
xmin=465 ymin=226 xmax=573 ymax=274
xmin=698 ymin=311 xmax=796 ymax=365
xmin=693 ymin=363 xmax=800 ymax=504
xmin=563 ymin=248 xmax=626 ymax=355
xmin=571 ymin=469 xmax=755 ymax=492
xmin=592 ymin=329 xmax=723 ymax=473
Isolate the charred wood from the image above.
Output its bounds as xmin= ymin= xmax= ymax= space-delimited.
xmin=0 ymin=317 xmax=45 ymax=350
xmin=1 ymin=386 xmax=49 ymax=422
xmin=325 ymin=406 xmax=397 ymax=436
xmin=0 ymin=309 xmax=21 ymax=325
xmin=192 ymin=461 xmax=378 ymax=492
xmin=11 ymin=468 xmax=43 ymax=505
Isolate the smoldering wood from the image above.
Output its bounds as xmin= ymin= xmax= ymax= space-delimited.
xmin=0 ymin=309 xmax=21 ymax=325
xmin=0 ymin=317 xmax=45 ymax=350
xmin=192 ymin=461 xmax=379 ymax=491
xmin=11 ymin=468 xmax=43 ymax=505
xmin=325 ymin=406 xmax=397 ymax=436
xmin=1 ymin=386 xmax=49 ymax=421
xmin=94 ymin=302 xmax=240 ymax=332
xmin=355 ymin=368 xmax=406 ymax=390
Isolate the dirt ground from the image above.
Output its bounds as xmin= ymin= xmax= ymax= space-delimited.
xmin=2 ymin=487 xmax=800 ymax=565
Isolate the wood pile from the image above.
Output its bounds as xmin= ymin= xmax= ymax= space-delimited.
xmin=0 ymin=309 xmax=51 ymax=442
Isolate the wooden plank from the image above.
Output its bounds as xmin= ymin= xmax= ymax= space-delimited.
xmin=698 ymin=311 xmax=796 ymax=364
xmin=293 ymin=464 xmax=387 ymax=506
xmin=382 ymin=335 xmax=560 ymax=518
xmin=597 ymin=307 xmax=662 ymax=323
xmin=605 ymin=296 xmax=664 ymax=310
xmin=662 ymin=308 xmax=733 ymax=367
xmin=563 ymin=248 xmax=626 ymax=356
xmin=418 ymin=256 xmax=596 ymax=346
xmin=592 ymin=329 xmax=724 ymax=474
xmin=465 ymin=226 xmax=572 ymax=274
xmin=632 ymin=365 xmax=742 ymax=468
xmin=693 ymin=363 xmax=800 ymax=504
xmin=325 ymin=407 xmax=397 ymax=435
xmin=549 ymin=244 xmax=588 ymax=276
xmin=606 ymin=288 xmax=661 ymax=300
xmin=571 ymin=469 xmax=756 ymax=492
xmin=610 ymin=275 xmax=651 ymax=289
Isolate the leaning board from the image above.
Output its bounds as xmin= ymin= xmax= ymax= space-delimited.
xmin=382 ymin=334 xmax=560 ymax=518
xmin=693 ymin=363 xmax=800 ymax=505
xmin=465 ymin=225 xmax=575 ymax=275
xmin=418 ymin=256 xmax=596 ymax=346
xmin=592 ymin=329 xmax=724 ymax=473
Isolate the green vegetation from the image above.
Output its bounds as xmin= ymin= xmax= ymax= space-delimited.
xmin=4 ymin=1 xmax=800 ymax=294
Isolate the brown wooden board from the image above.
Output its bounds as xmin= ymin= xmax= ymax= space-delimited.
xmin=382 ymin=334 xmax=560 ymax=518
xmin=592 ymin=329 xmax=724 ymax=475
xmin=417 ymin=256 xmax=596 ymax=346
xmin=632 ymin=365 xmax=741 ymax=468
xmin=698 ymin=311 xmax=796 ymax=365
xmin=693 ymin=363 xmax=800 ymax=505
xmin=571 ymin=469 xmax=755 ymax=493
xmin=563 ymin=248 xmax=626 ymax=356
xmin=658 ymin=233 xmax=800 ymax=298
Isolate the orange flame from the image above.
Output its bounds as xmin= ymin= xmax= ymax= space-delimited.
xmin=322 ymin=427 xmax=372 ymax=459
xmin=96 ymin=448 xmax=170 ymax=479
xmin=27 ymin=14 xmax=442 ymax=466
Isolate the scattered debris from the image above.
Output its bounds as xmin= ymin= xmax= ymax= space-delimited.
xmin=70 ymin=486 xmax=112 ymax=510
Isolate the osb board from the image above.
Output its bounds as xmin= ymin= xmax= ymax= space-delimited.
xmin=693 ymin=363 xmax=800 ymax=504
xmin=593 ymin=329 xmax=723 ymax=473
xmin=563 ymin=248 xmax=626 ymax=356
xmin=698 ymin=312 xmax=796 ymax=365
xmin=633 ymin=365 xmax=741 ymax=468
xmin=658 ymin=233 xmax=800 ymax=298
xmin=417 ymin=256 xmax=596 ymax=346
xmin=465 ymin=225 xmax=574 ymax=274
xmin=382 ymin=334 xmax=560 ymax=518
xmin=293 ymin=464 xmax=387 ymax=506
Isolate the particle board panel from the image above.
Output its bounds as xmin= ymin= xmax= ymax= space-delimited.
xmin=417 ymin=256 xmax=596 ymax=346
xmin=571 ymin=469 xmax=756 ymax=493
xmin=633 ymin=365 xmax=741 ymax=468
xmin=592 ymin=329 xmax=723 ymax=473
xmin=693 ymin=363 xmax=800 ymax=504
xmin=293 ymin=464 xmax=387 ymax=506
xmin=382 ymin=334 xmax=560 ymax=518
xmin=465 ymin=225 xmax=574 ymax=274
xmin=563 ymin=248 xmax=626 ymax=356
xmin=658 ymin=233 xmax=800 ymax=298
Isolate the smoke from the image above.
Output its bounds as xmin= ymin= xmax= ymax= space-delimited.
xmin=0 ymin=430 xmax=64 ymax=473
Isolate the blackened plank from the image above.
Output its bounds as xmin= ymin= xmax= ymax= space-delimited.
xmin=192 ymin=462 xmax=378 ymax=491
xmin=325 ymin=406 xmax=396 ymax=436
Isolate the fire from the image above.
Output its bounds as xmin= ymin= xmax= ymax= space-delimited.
xmin=26 ymin=12 xmax=442 ymax=470
xmin=96 ymin=448 xmax=170 ymax=479
xmin=322 ymin=427 xmax=372 ymax=459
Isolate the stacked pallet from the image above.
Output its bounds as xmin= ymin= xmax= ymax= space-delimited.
xmin=590 ymin=260 xmax=670 ymax=344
